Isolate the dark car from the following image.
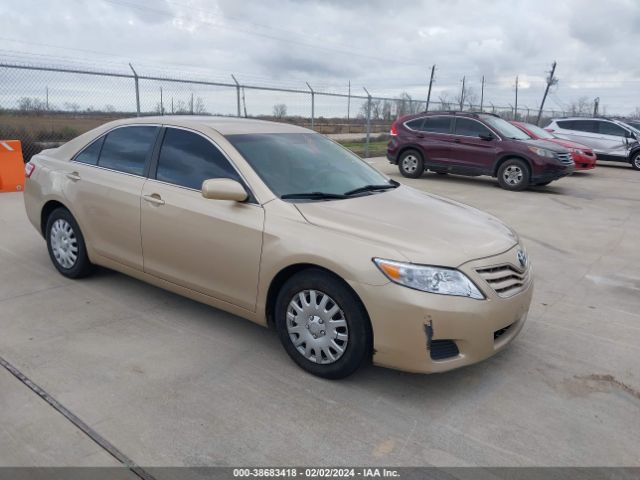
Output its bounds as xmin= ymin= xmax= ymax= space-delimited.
xmin=387 ymin=112 xmax=574 ymax=190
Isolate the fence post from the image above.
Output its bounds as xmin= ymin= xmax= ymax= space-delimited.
xmin=231 ymin=74 xmax=241 ymax=117
xmin=306 ymin=82 xmax=315 ymax=130
xmin=363 ymin=87 xmax=372 ymax=158
xmin=129 ymin=63 xmax=140 ymax=116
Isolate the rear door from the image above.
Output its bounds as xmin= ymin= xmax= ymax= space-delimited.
xmin=63 ymin=125 xmax=160 ymax=270
xmin=449 ymin=117 xmax=499 ymax=173
xmin=140 ymin=127 xmax=264 ymax=311
xmin=411 ymin=115 xmax=454 ymax=166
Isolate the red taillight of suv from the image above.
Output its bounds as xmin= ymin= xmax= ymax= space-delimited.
xmin=25 ymin=162 xmax=35 ymax=178
xmin=390 ymin=121 xmax=398 ymax=136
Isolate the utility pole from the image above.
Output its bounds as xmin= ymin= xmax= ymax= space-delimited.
xmin=426 ymin=64 xmax=435 ymax=112
xmin=231 ymin=74 xmax=241 ymax=117
xmin=45 ymin=86 xmax=49 ymax=111
xmin=160 ymin=87 xmax=163 ymax=115
xmin=190 ymin=93 xmax=194 ymax=115
xmin=593 ymin=97 xmax=600 ymax=117
xmin=347 ymin=80 xmax=351 ymax=133
xmin=480 ymin=76 xmax=485 ymax=111
xmin=536 ymin=61 xmax=558 ymax=125
xmin=514 ymin=75 xmax=519 ymax=120
xmin=459 ymin=76 xmax=465 ymax=111
xmin=242 ymin=87 xmax=247 ymax=117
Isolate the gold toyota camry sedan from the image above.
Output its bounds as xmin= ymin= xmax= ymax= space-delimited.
xmin=24 ymin=116 xmax=533 ymax=378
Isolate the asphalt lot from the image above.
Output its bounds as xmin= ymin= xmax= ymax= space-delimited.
xmin=1 ymin=159 xmax=639 ymax=468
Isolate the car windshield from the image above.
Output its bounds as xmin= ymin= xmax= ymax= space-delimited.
xmin=480 ymin=115 xmax=531 ymax=140
xmin=521 ymin=123 xmax=555 ymax=139
xmin=226 ymin=133 xmax=393 ymax=199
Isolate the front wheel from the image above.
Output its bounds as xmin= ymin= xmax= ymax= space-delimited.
xmin=45 ymin=207 xmax=93 ymax=278
xmin=497 ymin=159 xmax=530 ymax=191
xmin=631 ymin=152 xmax=640 ymax=171
xmin=275 ymin=269 xmax=372 ymax=379
xmin=398 ymin=150 xmax=424 ymax=178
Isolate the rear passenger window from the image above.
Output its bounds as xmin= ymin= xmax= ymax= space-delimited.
xmin=156 ymin=128 xmax=240 ymax=190
xmin=454 ymin=118 xmax=492 ymax=137
xmin=405 ymin=119 xmax=424 ymax=130
xmin=598 ymin=122 xmax=627 ymax=137
xmin=571 ymin=120 xmax=597 ymax=133
xmin=557 ymin=120 xmax=575 ymax=130
xmin=74 ymin=137 xmax=104 ymax=165
xmin=420 ymin=116 xmax=452 ymax=133
xmin=98 ymin=126 xmax=159 ymax=176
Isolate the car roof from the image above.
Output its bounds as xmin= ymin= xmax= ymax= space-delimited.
xmin=101 ymin=115 xmax=312 ymax=135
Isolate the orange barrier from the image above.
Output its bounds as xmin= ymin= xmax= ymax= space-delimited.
xmin=0 ymin=140 xmax=25 ymax=193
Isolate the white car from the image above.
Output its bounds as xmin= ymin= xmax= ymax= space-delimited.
xmin=546 ymin=117 xmax=640 ymax=170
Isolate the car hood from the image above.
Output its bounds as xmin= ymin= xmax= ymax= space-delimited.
xmin=294 ymin=185 xmax=518 ymax=267
xmin=521 ymin=138 xmax=569 ymax=153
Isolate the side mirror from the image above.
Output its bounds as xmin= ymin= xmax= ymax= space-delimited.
xmin=201 ymin=178 xmax=248 ymax=202
xmin=479 ymin=132 xmax=494 ymax=141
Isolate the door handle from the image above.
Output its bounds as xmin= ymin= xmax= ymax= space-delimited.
xmin=143 ymin=194 xmax=165 ymax=206
xmin=66 ymin=171 xmax=80 ymax=181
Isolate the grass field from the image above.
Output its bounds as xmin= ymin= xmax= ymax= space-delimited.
xmin=337 ymin=140 xmax=388 ymax=158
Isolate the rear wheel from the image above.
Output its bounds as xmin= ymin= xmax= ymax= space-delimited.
xmin=398 ymin=150 xmax=424 ymax=178
xmin=45 ymin=207 xmax=93 ymax=278
xmin=497 ymin=159 xmax=530 ymax=191
xmin=275 ymin=269 xmax=371 ymax=379
xmin=631 ymin=152 xmax=640 ymax=171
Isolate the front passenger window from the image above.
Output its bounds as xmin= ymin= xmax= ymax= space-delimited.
xmin=156 ymin=128 xmax=240 ymax=190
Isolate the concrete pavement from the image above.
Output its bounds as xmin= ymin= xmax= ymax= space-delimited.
xmin=0 ymin=160 xmax=639 ymax=467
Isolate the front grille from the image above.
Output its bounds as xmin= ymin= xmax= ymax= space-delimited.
xmin=554 ymin=152 xmax=573 ymax=165
xmin=476 ymin=264 xmax=530 ymax=298
xmin=583 ymin=151 xmax=595 ymax=157
xmin=430 ymin=340 xmax=460 ymax=360
xmin=494 ymin=323 xmax=513 ymax=341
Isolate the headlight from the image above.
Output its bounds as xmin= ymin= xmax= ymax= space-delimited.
xmin=571 ymin=148 xmax=584 ymax=155
xmin=527 ymin=146 xmax=555 ymax=158
xmin=373 ymin=258 xmax=484 ymax=299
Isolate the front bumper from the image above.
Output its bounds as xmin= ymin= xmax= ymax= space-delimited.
xmin=531 ymin=162 xmax=574 ymax=183
xmin=351 ymin=245 xmax=533 ymax=374
xmin=572 ymin=154 xmax=597 ymax=170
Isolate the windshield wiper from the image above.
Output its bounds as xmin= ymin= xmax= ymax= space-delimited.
xmin=281 ymin=192 xmax=347 ymax=200
xmin=343 ymin=181 xmax=399 ymax=196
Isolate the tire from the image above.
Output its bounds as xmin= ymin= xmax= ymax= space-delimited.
xmin=275 ymin=269 xmax=372 ymax=379
xmin=398 ymin=150 xmax=424 ymax=178
xmin=631 ymin=152 xmax=640 ymax=171
xmin=45 ymin=207 xmax=93 ymax=278
xmin=497 ymin=158 xmax=530 ymax=191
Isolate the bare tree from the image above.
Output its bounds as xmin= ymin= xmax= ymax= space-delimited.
xmin=273 ymin=103 xmax=287 ymax=118
xmin=437 ymin=92 xmax=453 ymax=111
xmin=63 ymin=102 xmax=80 ymax=113
xmin=104 ymin=104 xmax=116 ymax=113
xmin=174 ymin=100 xmax=188 ymax=114
xmin=568 ymin=96 xmax=592 ymax=116
xmin=194 ymin=97 xmax=206 ymax=114
xmin=17 ymin=97 xmax=47 ymax=113
xmin=454 ymin=86 xmax=478 ymax=110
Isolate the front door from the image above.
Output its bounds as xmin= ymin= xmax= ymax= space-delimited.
xmin=449 ymin=117 xmax=498 ymax=173
xmin=140 ymin=127 xmax=264 ymax=311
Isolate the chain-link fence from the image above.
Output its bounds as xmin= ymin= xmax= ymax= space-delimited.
xmin=0 ymin=60 xmax=582 ymax=160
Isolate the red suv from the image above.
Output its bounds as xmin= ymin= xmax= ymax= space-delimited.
xmin=387 ymin=112 xmax=575 ymax=190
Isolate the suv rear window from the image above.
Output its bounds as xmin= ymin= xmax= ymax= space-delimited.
xmin=420 ymin=116 xmax=452 ymax=134
xmin=558 ymin=120 xmax=597 ymax=133
xmin=405 ymin=119 xmax=424 ymax=130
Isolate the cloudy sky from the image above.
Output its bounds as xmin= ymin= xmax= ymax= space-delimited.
xmin=1 ymin=0 xmax=640 ymax=115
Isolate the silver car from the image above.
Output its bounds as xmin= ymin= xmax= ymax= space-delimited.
xmin=546 ymin=117 xmax=640 ymax=170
